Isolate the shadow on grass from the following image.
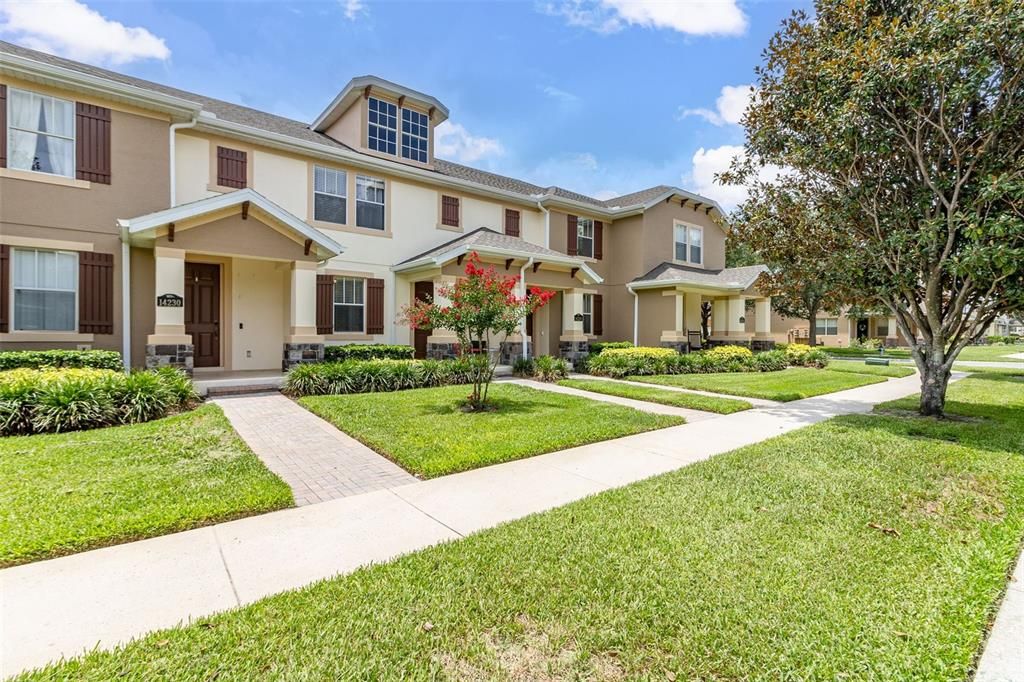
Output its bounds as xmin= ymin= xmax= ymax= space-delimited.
xmin=413 ymin=395 xmax=553 ymax=416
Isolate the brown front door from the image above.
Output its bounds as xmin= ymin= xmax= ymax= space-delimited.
xmin=413 ymin=281 xmax=433 ymax=359
xmin=185 ymin=262 xmax=221 ymax=368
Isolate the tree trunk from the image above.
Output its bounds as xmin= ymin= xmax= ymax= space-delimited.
xmin=917 ymin=347 xmax=951 ymax=417
xmin=807 ymin=303 xmax=819 ymax=347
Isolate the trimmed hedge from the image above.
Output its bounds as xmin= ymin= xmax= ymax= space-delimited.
xmin=0 ymin=367 xmax=198 ymax=436
xmin=588 ymin=341 xmax=635 ymax=355
xmin=987 ymin=335 xmax=1022 ymax=345
xmin=0 ymin=349 xmax=123 ymax=371
xmin=286 ymin=358 xmax=476 ymax=397
xmin=323 ymin=344 xmax=414 ymax=362
xmin=587 ymin=345 xmax=810 ymax=378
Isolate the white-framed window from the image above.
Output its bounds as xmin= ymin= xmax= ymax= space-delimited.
xmin=355 ymin=175 xmax=386 ymax=230
xmin=8 ymin=88 xmax=75 ymax=178
xmin=313 ymin=166 xmax=347 ymax=224
xmin=577 ymin=218 xmax=594 ymax=258
xmin=367 ymin=97 xmax=397 ymax=155
xmin=12 ymin=248 xmax=78 ymax=331
xmin=673 ymin=222 xmax=703 ymax=265
xmin=333 ymin=277 xmax=364 ymax=333
xmin=582 ymin=293 xmax=593 ymax=335
xmin=876 ymin=318 xmax=889 ymax=336
xmin=401 ymin=108 xmax=429 ymax=163
xmin=815 ymin=317 xmax=839 ymax=336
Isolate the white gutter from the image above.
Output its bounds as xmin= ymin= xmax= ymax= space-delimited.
xmin=121 ymin=239 xmax=131 ymax=371
xmin=519 ymin=258 xmax=534 ymax=360
xmin=169 ymin=116 xmax=198 ymax=206
xmin=628 ymin=284 xmax=639 ymax=346
xmin=536 ymin=201 xmax=551 ymax=249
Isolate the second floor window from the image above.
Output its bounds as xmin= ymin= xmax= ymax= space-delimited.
xmin=314 ymin=166 xmax=347 ymax=224
xmin=334 ymin=277 xmax=364 ymax=333
xmin=13 ymin=248 xmax=78 ymax=331
xmin=368 ymin=97 xmax=397 ymax=155
xmin=815 ymin=318 xmax=839 ymax=336
xmin=8 ymin=88 xmax=74 ymax=177
xmin=674 ymin=223 xmax=703 ymax=265
xmin=441 ymin=195 xmax=460 ymax=227
xmin=577 ymin=218 xmax=594 ymax=258
xmin=401 ymin=108 xmax=429 ymax=162
xmin=356 ymin=175 xmax=386 ymax=230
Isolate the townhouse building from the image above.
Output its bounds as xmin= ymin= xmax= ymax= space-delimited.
xmin=0 ymin=41 xmax=773 ymax=374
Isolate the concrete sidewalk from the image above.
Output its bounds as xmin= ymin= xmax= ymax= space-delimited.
xmin=0 ymin=374 xmax=936 ymax=677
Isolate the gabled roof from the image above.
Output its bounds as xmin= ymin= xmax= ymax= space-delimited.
xmin=116 ymin=188 xmax=344 ymax=259
xmin=394 ymin=227 xmax=603 ymax=284
xmin=311 ymin=75 xmax=450 ymax=132
xmin=630 ymin=262 xmax=767 ymax=291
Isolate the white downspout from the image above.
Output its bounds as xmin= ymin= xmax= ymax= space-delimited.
xmin=537 ymin=200 xmax=550 ymax=249
xmin=169 ymin=116 xmax=198 ymax=206
xmin=629 ymin=285 xmax=639 ymax=346
xmin=519 ymin=257 xmax=535 ymax=360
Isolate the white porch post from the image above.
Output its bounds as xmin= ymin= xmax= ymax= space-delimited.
xmin=712 ymin=298 xmax=728 ymax=337
xmin=145 ymin=247 xmax=193 ymax=372
xmin=287 ymin=261 xmax=320 ymax=341
xmin=426 ymin=275 xmax=459 ymax=358
xmin=727 ymin=296 xmax=746 ymax=335
xmin=659 ymin=290 xmax=687 ymax=346
xmin=560 ymin=288 xmax=586 ymax=340
xmin=684 ymin=292 xmax=702 ymax=333
xmin=755 ymin=297 xmax=772 ymax=336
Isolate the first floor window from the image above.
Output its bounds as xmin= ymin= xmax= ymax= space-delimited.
xmin=12 ymin=248 xmax=78 ymax=331
xmin=876 ymin=318 xmax=890 ymax=336
xmin=8 ymin=88 xmax=75 ymax=177
xmin=582 ymin=293 xmax=593 ymax=335
xmin=314 ymin=166 xmax=347 ymax=224
xmin=334 ymin=277 xmax=364 ymax=332
xmin=577 ymin=218 xmax=594 ymax=258
xmin=815 ymin=317 xmax=839 ymax=336
xmin=674 ymin=223 xmax=703 ymax=265
xmin=356 ymin=175 xmax=386 ymax=230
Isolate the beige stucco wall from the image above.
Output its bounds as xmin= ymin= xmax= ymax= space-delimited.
xmin=232 ymin=259 xmax=287 ymax=370
xmin=155 ymin=213 xmax=318 ymax=262
xmin=174 ymin=133 xmax=215 ymax=205
xmin=636 ymin=289 xmax=674 ymax=347
xmin=253 ymin=151 xmax=307 ymax=217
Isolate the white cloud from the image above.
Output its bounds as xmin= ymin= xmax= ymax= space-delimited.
xmin=0 ymin=0 xmax=169 ymax=65
xmin=340 ymin=0 xmax=365 ymax=20
xmin=679 ymin=83 xmax=752 ymax=126
xmin=541 ymin=85 xmax=581 ymax=105
xmin=540 ymin=0 xmax=747 ymax=37
xmin=688 ymin=144 xmax=782 ymax=210
xmin=434 ymin=121 xmax=505 ymax=164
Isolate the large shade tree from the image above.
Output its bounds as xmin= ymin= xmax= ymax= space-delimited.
xmin=730 ymin=0 xmax=1024 ymax=416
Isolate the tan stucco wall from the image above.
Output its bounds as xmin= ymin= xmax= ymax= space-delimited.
xmin=232 ymin=259 xmax=288 ymax=370
xmin=155 ymin=213 xmax=318 ymax=262
xmin=638 ymin=199 xmax=727 ymax=274
xmin=253 ymin=151 xmax=307 ymax=217
xmin=636 ymin=289 xmax=674 ymax=347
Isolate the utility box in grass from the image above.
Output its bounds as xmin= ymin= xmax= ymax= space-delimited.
xmin=865 ymin=357 xmax=890 ymax=366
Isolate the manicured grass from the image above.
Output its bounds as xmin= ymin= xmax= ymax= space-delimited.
xmin=826 ymin=361 xmax=917 ymax=378
xmin=26 ymin=374 xmax=1024 ymax=680
xmin=0 ymin=404 xmax=293 ymax=567
xmin=631 ymin=367 xmax=886 ymax=401
xmin=828 ymin=344 xmax=1024 ymax=363
xmin=300 ymin=384 xmax=682 ymax=478
xmin=558 ymin=378 xmax=752 ymax=414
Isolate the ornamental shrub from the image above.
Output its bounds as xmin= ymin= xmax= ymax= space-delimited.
xmin=588 ymin=341 xmax=634 ymax=355
xmin=532 ymin=355 xmax=570 ymax=382
xmin=0 ymin=349 xmax=122 ymax=371
xmin=753 ymin=349 xmax=789 ymax=372
xmin=601 ymin=347 xmax=678 ymax=360
xmin=323 ymin=344 xmax=414 ymax=362
xmin=803 ymin=348 xmax=830 ymax=368
xmin=705 ymin=345 xmax=754 ymax=363
xmin=784 ymin=343 xmax=813 ymax=365
xmin=284 ymin=358 xmax=479 ymax=397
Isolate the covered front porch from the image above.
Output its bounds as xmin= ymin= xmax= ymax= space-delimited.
xmin=119 ymin=189 xmax=344 ymax=374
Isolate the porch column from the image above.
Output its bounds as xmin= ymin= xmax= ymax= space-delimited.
xmin=559 ymin=288 xmax=589 ymax=365
xmin=711 ymin=298 xmax=728 ymax=336
xmin=755 ymin=298 xmax=772 ymax=336
xmin=426 ymin=275 xmax=459 ymax=359
xmin=283 ymin=261 xmax=324 ymax=370
xmin=684 ymin=292 xmax=703 ymax=333
xmin=659 ymin=290 xmax=687 ymax=352
xmin=146 ymin=247 xmax=193 ymax=373
xmin=727 ymin=297 xmax=746 ymax=335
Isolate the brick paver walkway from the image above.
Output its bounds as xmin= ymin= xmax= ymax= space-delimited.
xmin=212 ymin=393 xmax=417 ymax=505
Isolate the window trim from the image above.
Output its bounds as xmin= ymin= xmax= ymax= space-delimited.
xmin=355 ymin=174 xmax=387 ymax=231
xmin=576 ymin=217 xmax=595 ymax=259
xmin=367 ymin=96 xmax=398 ymax=156
xmin=312 ymin=164 xmax=348 ymax=226
xmin=815 ymin=317 xmax=839 ymax=336
xmin=7 ymin=87 xmax=76 ymax=179
xmin=11 ymin=247 xmax=79 ymax=332
xmin=439 ymin=194 xmax=461 ymax=231
xmin=400 ymin=107 xmax=429 ymax=163
xmin=672 ymin=220 xmax=704 ymax=267
xmin=333 ymin=277 xmax=365 ymax=334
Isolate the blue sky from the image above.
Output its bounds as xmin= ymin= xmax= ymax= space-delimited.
xmin=0 ymin=0 xmax=810 ymax=206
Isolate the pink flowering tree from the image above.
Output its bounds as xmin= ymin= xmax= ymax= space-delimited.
xmin=402 ymin=253 xmax=555 ymax=411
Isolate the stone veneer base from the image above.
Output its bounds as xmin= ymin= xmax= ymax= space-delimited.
xmin=499 ymin=341 xmax=532 ymax=365
xmin=558 ymin=340 xmax=590 ymax=368
xmin=426 ymin=342 xmax=460 ymax=361
xmin=283 ymin=343 xmax=324 ymax=371
xmin=145 ymin=344 xmax=194 ymax=375
xmin=659 ymin=341 xmax=689 ymax=354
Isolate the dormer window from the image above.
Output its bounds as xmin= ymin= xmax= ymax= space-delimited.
xmin=401 ymin=108 xmax=429 ymax=162
xmin=367 ymin=97 xmax=397 ymax=155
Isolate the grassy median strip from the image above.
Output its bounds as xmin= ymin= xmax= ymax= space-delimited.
xmin=300 ymin=383 xmax=683 ymax=478
xmin=0 ymin=404 xmax=293 ymax=567
xmin=24 ymin=373 xmax=1024 ymax=680
xmin=825 ymin=362 xmax=917 ymax=378
xmin=631 ymin=367 xmax=886 ymax=401
xmin=558 ymin=378 xmax=752 ymax=414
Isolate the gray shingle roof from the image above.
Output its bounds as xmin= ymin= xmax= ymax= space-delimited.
xmin=0 ymin=40 xmax=699 ymax=212
xmin=398 ymin=227 xmax=573 ymax=265
xmin=632 ymin=262 xmax=767 ymax=289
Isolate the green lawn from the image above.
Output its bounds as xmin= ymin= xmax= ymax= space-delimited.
xmin=0 ymin=404 xmax=293 ymax=567
xmin=826 ymin=361 xmax=917 ymax=378
xmin=300 ymin=383 xmax=682 ymax=478
xmin=631 ymin=367 xmax=886 ymax=401
xmin=558 ymin=378 xmax=752 ymax=413
xmin=828 ymin=344 xmax=1024 ymax=363
xmin=25 ymin=373 xmax=1024 ymax=680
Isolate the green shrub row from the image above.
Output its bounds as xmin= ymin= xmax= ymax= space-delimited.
xmin=586 ymin=345 xmax=823 ymax=379
xmin=588 ymin=341 xmax=635 ymax=355
xmin=285 ymin=358 xmax=479 ymax=396
xmin=0 ymin=349 xmax=123 ymax=371
xmin=986 ymin=335 xmax=1022 ymax=345
xmin=323 ymin=344 xmax=415 ymax=362
xmin=512 ymin=355 xmax=571 ymax=381
xmin=0 ymin=367 xmax=198 ymax=436
xmin=782 ymin=343 xmax=831 ymax=368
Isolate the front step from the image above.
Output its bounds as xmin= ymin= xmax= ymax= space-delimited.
xmin=204 ymin=384 xmax=284 ymax=398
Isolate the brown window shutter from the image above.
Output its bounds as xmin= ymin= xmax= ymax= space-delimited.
xmin=76 ymin=103 xmax=111 ymax=184
xmin=594 ymin=221 xmax=604 ymax=260
xmin=567 ymin=215 xmax=578 ymax=256
xmin=441 ymin=195 xmax=460 ymax=227
xmin=316 ymin=274 xmax=333 ymax=335
xmin=593 ymin=294 xmax=603 ymax=336
xmin=366 ymin=278 xmax=385 ymax=335
xmin=0 ymin=245 xmax=9 ymax=332
xmin=504 ymin=209 xmax=520 ymax=237
xmin=526 ymin=312 xmax=533 ymax=337
xmin=0 ymin=85 xmax=7 ymax=168
xmin=217 ymin=146 xmax=247 ymax=188
xmin=78 ymin=251 xmax=114 ymax=334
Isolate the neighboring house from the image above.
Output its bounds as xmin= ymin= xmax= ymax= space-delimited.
xmin=990 ymin=315 xmax=1024 ymax=337
xmin=0 ymin=41 xmax=772 ymax=373
xmin=745 ymin=307 xmax=911 ymax=348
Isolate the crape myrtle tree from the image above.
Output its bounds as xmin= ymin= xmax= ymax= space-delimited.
xmin=728 ymin=0 xmax=1024 ymax=416
xmin=402 ymin=253 xmax=554 ymax=411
